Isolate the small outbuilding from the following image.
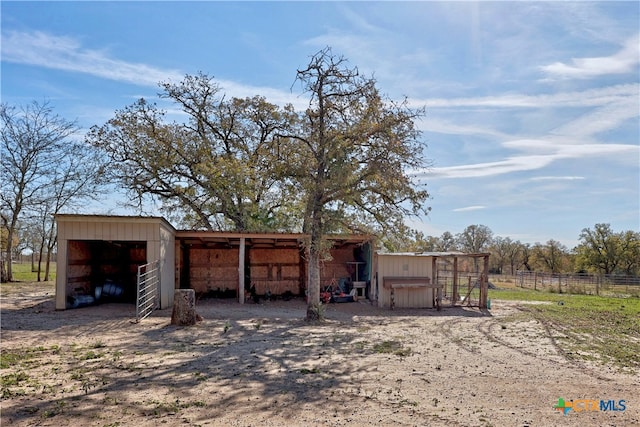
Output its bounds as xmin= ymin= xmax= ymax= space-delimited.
xmin=55 ymin=215 xmax=176 ymax=310
xmin=373 ymin=251 xmax=490 ymax=309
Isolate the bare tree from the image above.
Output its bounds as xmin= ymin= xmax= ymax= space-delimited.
xmin=1 ymin=101 xmax=104 ymax=282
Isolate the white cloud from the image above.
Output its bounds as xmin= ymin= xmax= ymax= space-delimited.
xmin=452 ymin=206 xmax=486 ymax=212
xmin=422 ymin=155 xmax=555 ymax=179
xmin=1 ymin=30 xmax=185 ymax=86
xmin=1 ymin=30 xmax=304 ymax=109
xmin=412 ymin=83 xmax=638 ymax=109
xmin=550 ymin=96 xmax=639 ymax=138
xmin=540 ymin=33 xmax=640 ymax=80
xmin=421 ymin=142 xmax=637 ymax=179
xmin=529 ymin=176 xmax=585 ymax=182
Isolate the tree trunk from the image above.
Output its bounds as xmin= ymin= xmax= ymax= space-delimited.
xmin=44 ymin=250 xmax=51 ymax=281
xmin=0 ymin=258 xmax=7 ymax=283
xmin=171 ymin=289 xmax=201 ymax=326
xmin=5 ymin=226 xmax=15 ymax=282
xmin=37 ymin=243 xmax=45 ymax=282
xmin=306 ymin=247 xmax=322 ymax=321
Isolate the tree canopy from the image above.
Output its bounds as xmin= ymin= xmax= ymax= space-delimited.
xmin=87 ymin=74 xmax=299 ymax=231
xmin=89 ymin=48 xmax=431 ymax=319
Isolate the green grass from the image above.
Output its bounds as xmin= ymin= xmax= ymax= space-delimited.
xmin=490 ymin=288 xmax=640 ymax=371
xmin=372 ymin=340 xmax=412 ymax=357
xmin=5 ymin=262 xmax=56 ymax=282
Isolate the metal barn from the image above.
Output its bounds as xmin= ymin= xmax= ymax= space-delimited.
xmin=55 ymin=215 xmax=176 ymax=310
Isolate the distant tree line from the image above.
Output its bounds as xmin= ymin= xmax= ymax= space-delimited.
xmin=385 ymin=223 xmax=639 ymax=277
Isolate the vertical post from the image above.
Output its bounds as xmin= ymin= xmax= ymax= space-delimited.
xmin=431 ymin=257 xmax=439 ymax=309
xmin=55 ymin=239 xmax=69 ymax=310
xmin=238 ymin=237 xmax=245 ymax=304
xmin=453 ymin=256 xmax=459 ymax=307
xmin=156 ymin=260 xmax=161 ymax=310
xmin=480 ymin=255 xmax=489 ymax=309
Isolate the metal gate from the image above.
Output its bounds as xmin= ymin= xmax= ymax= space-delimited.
xmin=136 ymin=260 xmax=160 ymax=322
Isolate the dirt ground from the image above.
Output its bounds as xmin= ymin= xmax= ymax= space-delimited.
xmin=1 ymin=284 xmax=638 ymax=427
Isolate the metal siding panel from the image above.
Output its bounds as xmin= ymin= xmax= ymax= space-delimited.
xmin=55 ymin=239 xmax=68 ymax=309
xmin=87 ymin=222 xmax=97 ymax=240
xmin=117 ymin=222 xmax=126 ymax=240
xmin=126 ymin=222 xmax=135 ymax=240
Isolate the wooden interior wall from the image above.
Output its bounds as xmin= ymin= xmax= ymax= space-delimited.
xmin=249 ymin=247 xmax=302 ymax=295
xmin=189 ymin=248 xmax=239 ymax=296
xmin=321 ymin=245 xmax=357 ymax=286
xmin=66 ymin=240 xmax=146 ymax=302
xmin=67 ymin=240 xmax=92 ymax=296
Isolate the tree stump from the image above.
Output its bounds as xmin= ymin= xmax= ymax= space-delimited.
xmin=171 ymin=289 xmax=201 ymax=326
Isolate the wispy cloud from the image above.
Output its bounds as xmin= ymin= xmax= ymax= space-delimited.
xmin=413 ymin=84 xmax=637 ymax=109
xmin=421 ymin=142 xmax=637 ymax=179
xmin=549 ymin=95 xmax=639 ymax=139
xmin=1 ymin=30 xmax=185 ymax=86
xmin=529 ymin=176 xmax=585 ymax=182
xmin=540 ymin=33 xmax=640 ymax=80
xmin=1 ymin=30 xmax=303 ymax=107
xmin=452 ymin=206 xmax=486 ymax=212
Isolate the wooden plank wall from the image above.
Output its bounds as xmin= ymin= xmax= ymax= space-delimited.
xmin=320 ymin=246 xmax=354 ymax=286
xmin=65 ymin=240 xmax=146 ymax=302
xmin=189 ymin=248 xmax=239 ymax=296
xmin=249 ymin=247 xmax=301 ymax=295
xmin=66 ymin=240 xmax=92 ymax=295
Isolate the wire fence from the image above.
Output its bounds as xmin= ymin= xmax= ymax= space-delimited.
xmin=509 ymin=271 xmax=640 ymax=297
xmin=437 ymin=271 xmax=484 ymax=307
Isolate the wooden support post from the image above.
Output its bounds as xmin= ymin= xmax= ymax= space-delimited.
xmin=239 ymin=237 xmax=245 ymax=304
xmin=432 ymin=257 xmax=440 ymax=310
xmin=452 ymin=256 xmax=458 ymax=307
xmin=480 ymin=255 xmax=489 ymax=309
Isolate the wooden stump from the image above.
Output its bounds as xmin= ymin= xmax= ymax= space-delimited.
xmin=171 ymin=289 xmax=201 ymax=326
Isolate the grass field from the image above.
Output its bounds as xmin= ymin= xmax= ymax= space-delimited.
xmin=4 ymin=262 xmax=56 ymax=283
xmin=490 ymin=287 xmax=640 ymax=371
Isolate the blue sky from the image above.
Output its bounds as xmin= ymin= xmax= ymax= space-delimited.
xmin=2 ymin=1 xmax=639 ymax=248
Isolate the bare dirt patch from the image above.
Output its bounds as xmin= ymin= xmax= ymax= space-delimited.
xmin=1 ymin=283 xmax=638 ymax=426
